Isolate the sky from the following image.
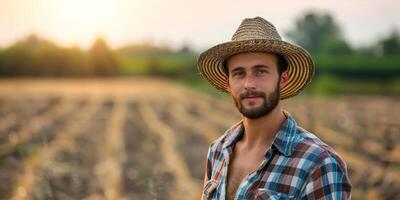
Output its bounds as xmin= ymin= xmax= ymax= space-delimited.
xmin=0 ymin=0 xmax=399 ymax=51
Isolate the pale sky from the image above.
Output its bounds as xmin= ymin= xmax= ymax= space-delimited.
xmin=0 ymin=0 xmax=399 ymax=51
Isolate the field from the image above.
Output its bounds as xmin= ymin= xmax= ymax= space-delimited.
xmin=0 ymin=78 xmax=399 ymax=200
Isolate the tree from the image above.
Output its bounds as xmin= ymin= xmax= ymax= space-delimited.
xmin=378 ymin=29 xmax=400 ymax=56
xmin=286 ymin=11 xmax=351 ymax=55
xmin=88 ymin=37 xmax=117 ymax=76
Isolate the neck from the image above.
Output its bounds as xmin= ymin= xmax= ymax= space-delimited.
xmin=241 ymin=103 xmax=287 ymax=149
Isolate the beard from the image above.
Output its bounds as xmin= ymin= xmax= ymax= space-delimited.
xmin=232 ymin=82 xmax=280 ymax=119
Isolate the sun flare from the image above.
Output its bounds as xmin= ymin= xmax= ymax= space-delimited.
xmin=54 ymin=0 xmax=117 ymax=24
xmin=48 ymin=0 xmax=121 ymax=46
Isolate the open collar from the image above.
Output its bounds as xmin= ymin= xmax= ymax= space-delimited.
xmin=222 ymin=111 xmax=302 ymax=157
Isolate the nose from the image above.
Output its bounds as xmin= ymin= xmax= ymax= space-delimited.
xmin=243 ymin=75 xmax=256 ymax=90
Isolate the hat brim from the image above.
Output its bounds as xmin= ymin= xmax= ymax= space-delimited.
xmin=197 ymin=39 xmax=315 ymax=100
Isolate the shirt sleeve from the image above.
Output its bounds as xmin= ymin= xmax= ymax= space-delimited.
xmin=202 ymin=144 xmax=214 ymax=200
xmin=203 ymin=143 xmax=214 ymax=187
xmin=301 ymin=155 xmax=352 ymax=199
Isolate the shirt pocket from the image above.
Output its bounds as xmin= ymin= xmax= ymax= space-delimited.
xmin=253 ymin=188 xmax=295 ymax=200
xmin=202 ymin=179 xmax=219 ymax=200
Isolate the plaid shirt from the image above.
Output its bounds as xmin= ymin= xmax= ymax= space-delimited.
xmin=202 ymin=111 xmax=352 ymax=200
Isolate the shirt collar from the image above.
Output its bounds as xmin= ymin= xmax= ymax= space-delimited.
xmin=222 ymin=110 xmax=302 ymax=157
xmin=271 ymin=111 xmax=302 ymax=156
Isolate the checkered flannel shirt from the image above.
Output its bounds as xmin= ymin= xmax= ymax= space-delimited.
xmin=202 ymin=111 xmax=352 ymax=200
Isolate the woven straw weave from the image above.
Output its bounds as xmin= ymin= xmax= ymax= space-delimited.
xmin=197 ymin=17 xmax=315 ymax=100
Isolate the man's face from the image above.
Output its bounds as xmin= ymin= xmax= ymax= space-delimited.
xmin=226 ymin=52 xmax=285 ymax=119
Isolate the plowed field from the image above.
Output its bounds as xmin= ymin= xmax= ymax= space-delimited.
xmin=0 ymin=78 xmax=398 ymax=200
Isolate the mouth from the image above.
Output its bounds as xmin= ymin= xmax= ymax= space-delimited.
xmin=242 ymin=95 xmax=262 ymax=100
xmin=239 ymin=91 xmax=265 ymax=102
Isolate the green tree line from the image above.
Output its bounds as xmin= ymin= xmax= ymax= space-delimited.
xmin=0 ymin=35 xmax=117 ymax=76
xmin=0 ymin=10 xmax=399 ymax=95
xmin=286 ymin=10 xmax=400 ymax=95
xmin=287 ymin=10 xmax=400 ymax=79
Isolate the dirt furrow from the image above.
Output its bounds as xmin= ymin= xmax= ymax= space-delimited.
xmin=30 ymin=99 xmax=114 ymax=199
xmin=94 ymin=98 xmax=127 ymax=200
xmin=152 ymin=99 xmax=210 ymax=181
xmin=181 ymin=90 xmax=235 ymax=114
xmin=122 ymin=99 xmax=175 ymax=200
xmin=139 ymin=100 xmax=200 ymax=200
xmin=0 ymin=98 xmax=87 ymax=199
xmin=170 ymin=102 xmax=219 ymax=144
xmin=0 ymin=98 xmax=74 ymax=157
xmin=12 ymin=98 xmax=102 ymax=200
xmin=178 ymin=95 xmax=240 ymax=129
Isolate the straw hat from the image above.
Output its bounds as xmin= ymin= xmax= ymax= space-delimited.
xmin=197 ymin=16 xmax=315 ymax=99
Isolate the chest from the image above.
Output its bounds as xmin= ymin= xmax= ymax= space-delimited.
xmin=224 ymin=149 xmax=307 ymax=199
xmin=226 ymin=150 xmax=264 ymax=200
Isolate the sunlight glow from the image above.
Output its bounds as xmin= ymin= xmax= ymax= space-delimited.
xmin=47 ymin=0 xmax=122 ymax=47
xmin=54 ymin=0 xmax=118 ymax=24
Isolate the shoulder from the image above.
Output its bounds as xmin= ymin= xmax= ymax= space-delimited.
xmin=290 ymin=127 xmax=352 ymax=197
xmin=291 ymin=126 xmax=350 ymax=179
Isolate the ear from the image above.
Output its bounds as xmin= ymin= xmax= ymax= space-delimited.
xmin=279 ymin=71 xmax=289 ymax=89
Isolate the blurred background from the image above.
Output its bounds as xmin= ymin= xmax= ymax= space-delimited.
xmin=0 ymin=0 xmax=399 ymax=199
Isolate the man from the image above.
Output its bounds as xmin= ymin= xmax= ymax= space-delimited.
xmin=197 ymin=17 xmax=352 ymax=200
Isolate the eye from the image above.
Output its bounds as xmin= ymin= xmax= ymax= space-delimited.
xmin=255 ymin=69 xmax=268 ymax=75
xmin=232 ymin=70 xmax=245 ymax=77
